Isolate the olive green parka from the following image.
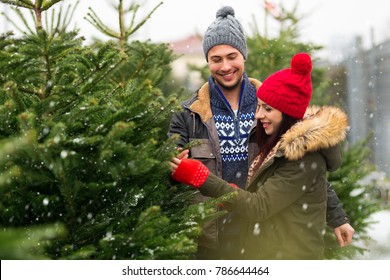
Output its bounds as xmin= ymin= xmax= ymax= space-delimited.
xmin=199 ymin=106 xmax=349 ymax=259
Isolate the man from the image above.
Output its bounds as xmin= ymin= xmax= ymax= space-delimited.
xmin=168 ymin=6 xmax=354 ymax=259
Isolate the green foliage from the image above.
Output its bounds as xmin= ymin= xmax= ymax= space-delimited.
xmin=107 ymin=40 xmax=177 ymax=89
xmin=0 ymin=223 xmax=67 ymax=259
xmin=0 ymin=0 xmax=215 ymax=260
xmin=85 ymin=0 xmax=163 ymax=49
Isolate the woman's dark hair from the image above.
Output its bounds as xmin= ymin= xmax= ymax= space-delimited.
xmin=256 ymin=113 xmax=301 ymax=166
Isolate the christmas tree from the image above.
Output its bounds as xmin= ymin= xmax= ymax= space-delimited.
xmin=0 ymin=0 xmax=222 ymax=260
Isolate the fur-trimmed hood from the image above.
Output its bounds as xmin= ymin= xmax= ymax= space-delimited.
xmin=280 ymin=105 xmax=349 ymax=163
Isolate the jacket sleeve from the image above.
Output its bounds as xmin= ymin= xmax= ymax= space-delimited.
xmin=200 ymin=153 xmax=326 ymax=222
xmin=326 ymin=181 xmax=350 ymax=228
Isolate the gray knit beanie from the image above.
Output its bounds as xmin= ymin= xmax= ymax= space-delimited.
xmin=203 ymin=6 xmax=247 ymax=61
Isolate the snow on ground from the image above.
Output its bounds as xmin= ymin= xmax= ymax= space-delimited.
xmin=354 ymin=209 xmax=390 ymax=259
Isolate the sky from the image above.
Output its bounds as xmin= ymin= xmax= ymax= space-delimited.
xmin=77 ymin=0 xmax=390 ymax=47
xmin=1 ymin=0 xmax=390 ymax=58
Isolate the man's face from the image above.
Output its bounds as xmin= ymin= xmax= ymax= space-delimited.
xmin=207 ymin=45 xmax=245 ymax=92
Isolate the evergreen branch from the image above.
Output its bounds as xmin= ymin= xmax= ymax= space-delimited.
xmin=49 ymin=8 xmax=60 ymax=36
xmin=17 ymin=111 xmax=36 ymax=131
xmin=27 ymin=6 xmax=37 ymax=30
xmin=61 ymin=1 xmax=79 ymax=32
xmin=85 ymin=8 xmax=119 ymax=39
xmin=33 ymin=5 xmax=43 ymax=30
xmin=73 ymin=42 xmax=127 ymax=90
xmin=16 ymin=85 xmax=40 ymax=98
xmin=0 ymin=12 xmax=26 ymax=34
xmin=141 ymin=98 xmax=171 ymax=128
xmin=44 ymin=6 xmax=54 ymax=35
xmin=0 ymin=0 xmax=34 ymax=9
xmin=0 ymin=31 xmax=14 ymax=41
xmin=118 ymin=0 xmax=125 ymax=49
xmin=40 ymin=0 xmax=62 ymax=11
xmin=78 ymin=56 xmax=127 ymax=94
xmin=0 ymin=166 xmax=21 ymax=187
xmin=98 ymin=83 xmax=124 ymax=106
xmin=129 ymin=52 xmax=147 ymax=80
xmin=60 ymin=2 xmax=69 ymax=29
xmin=4 ymin=81 xmax=27 ymax=112
xmin=125 ymin=2 xmax=163 ymax=39
xmin=1 ymin=7 xmax=34 ymax=34
xmin=125 ymin=3 xmax=140 ymax=36
xmin=41 ymin=0 xmax=80 ymax=36
xmin=50 ymin=97 xmax=80 ymax=119
xmin=0 ymin=223 xmax=67 ymax=259
xmin=39 ymin=35 xmax=53 ymax=99
xmin=60 ymin=178 xmax=79 ymax=228
xmin=53 ymin=5 xmax=62 ymax=35
xmin=0 ymin=131 xmax=35 ymax=165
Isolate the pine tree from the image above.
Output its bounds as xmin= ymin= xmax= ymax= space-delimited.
xmin=244 ymin=2 xmax=384 ymax=259
xmin=0 ymin=0 xmax=221 ymax=260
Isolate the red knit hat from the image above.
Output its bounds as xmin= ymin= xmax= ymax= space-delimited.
xmin=256 ymin=53 xmax=312 ymax=119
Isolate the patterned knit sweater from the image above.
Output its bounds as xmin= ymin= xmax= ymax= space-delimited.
xmin=209 ymin=74 xmax=257 ymax=189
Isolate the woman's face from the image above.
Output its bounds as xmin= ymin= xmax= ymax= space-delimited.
xmin=255 ymin=98 xmax=283 ymax=136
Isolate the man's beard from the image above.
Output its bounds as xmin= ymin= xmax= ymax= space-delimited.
xmin=216 ymin=76 xmax=242 ymax=91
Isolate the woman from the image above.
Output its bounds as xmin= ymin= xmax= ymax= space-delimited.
xmin=170 ymin=53 xmax=348 ymax=259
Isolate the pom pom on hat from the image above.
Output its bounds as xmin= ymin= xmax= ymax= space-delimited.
xmin=291 ymin=53 xmax=312 ymax=75
xmin=216 ymin=6 xmax=235 ymax=17
xmin=203 ymin=6 xmax=247 ymax=61
xmin=256 ymin=53 xmax=313 ymax=119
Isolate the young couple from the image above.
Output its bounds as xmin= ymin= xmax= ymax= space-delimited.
xmin=168 ymin=6 xmax=354 ymax=260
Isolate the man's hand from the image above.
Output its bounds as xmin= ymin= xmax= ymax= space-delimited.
xmin=333 ymin=223 xmax=355 ymax=247
xmin=169 ymin=149 xmax=189 ymax=172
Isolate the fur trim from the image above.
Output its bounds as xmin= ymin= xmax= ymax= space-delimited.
xmin=248 ymin=78 xmax=262 ymax=90
xmin=280 ymin=106 xmax=349 ymax=161
xmin=190 ymin=83 xmax=213 ymax=122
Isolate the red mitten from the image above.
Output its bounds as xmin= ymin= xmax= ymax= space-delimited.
xmin=171 ymin=159 xmax=210 ymax=188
